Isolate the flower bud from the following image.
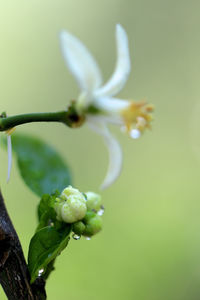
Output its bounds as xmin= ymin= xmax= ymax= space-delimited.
xmin=73 ymin=221 xmax=86 ymax=235
xmin=82 ymin=211 xmax=103 ymax=237
xmin=61 ymin=185 xmax=84 ymax=199
xmin=54 ymin=186 xmax=87 ymax=223
xmin=85 ymin=191 xmax=102 ymax=211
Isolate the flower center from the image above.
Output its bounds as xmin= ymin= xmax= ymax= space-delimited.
xmin=121 ymin=101 xmax=154 ymax=137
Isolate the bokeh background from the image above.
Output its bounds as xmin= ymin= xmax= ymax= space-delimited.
xmin=0 ymin=0 xmax=200 ymax=299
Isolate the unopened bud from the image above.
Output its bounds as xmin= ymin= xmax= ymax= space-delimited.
xmin=61 ymin=185 xmax=84 ymax=199
xmin=73 ymin=221 xmax=86 ymax=235
xmin=54 ymin=186 xmax=87 ymax=223
xmin=85 ymin=191 xmax=102 ymax=212
xmin=82 ymin=211 xmax=103 ymax=237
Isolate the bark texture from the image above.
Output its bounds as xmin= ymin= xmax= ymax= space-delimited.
xmin=0 ymin=190 xmax=46 ymax=299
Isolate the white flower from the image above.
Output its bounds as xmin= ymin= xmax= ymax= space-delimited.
xmin=60 ymin=24 xmax=153 ymax=189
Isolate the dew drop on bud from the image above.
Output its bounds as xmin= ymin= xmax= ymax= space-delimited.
xmin=38 ymin=269 xmax=44 ymax=277
xmin=97 ymin=206 xmax=105 ymax=216
xmin=130 ymin=129 xmax=141 ymax=139
xmin=72 ymin=233 xmax=81 ymax=240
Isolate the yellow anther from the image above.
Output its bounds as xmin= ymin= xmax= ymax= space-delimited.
xmin=121 ymin=100 xmax=154 ymax=134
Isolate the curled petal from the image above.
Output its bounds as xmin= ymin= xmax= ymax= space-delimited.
xmin=94 ymin=96 xmax=130 ymax=114
xmin=94 ymin=24 xmax=131 ymax=98
xmin=7 ymin=134 xmax=12 ymax=183
xmin=87 ymin=117 xmax=123 ymax=189
xmin=60 ymin=30 xmax=102 ymax=93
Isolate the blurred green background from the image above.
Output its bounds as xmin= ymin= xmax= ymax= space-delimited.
xmin=0 ymin=0 xmax=200 ymax=299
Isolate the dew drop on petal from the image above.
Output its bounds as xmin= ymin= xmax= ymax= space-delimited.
xmin=130 ymin=129 xmax=141 ymax=139
xmin=72 ymin=233 xmax=81 ymax=240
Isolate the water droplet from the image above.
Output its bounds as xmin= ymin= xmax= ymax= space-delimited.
xmin=72 ymin=233 xmax=81 ymax=240
xmin=85 ymin=237 xmax=91 ymax=241
xmin=130 ymin=129 xmax=141 ymax=139
xmin=98 ymin=205 xmax=105 ymax=216
xmin=38 ymin=269 xmax=44 ymax=277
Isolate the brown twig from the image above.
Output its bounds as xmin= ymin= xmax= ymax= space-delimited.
xmin=0 ymin=190 xmax=46 ymax=299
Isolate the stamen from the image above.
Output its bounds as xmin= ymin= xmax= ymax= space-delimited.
xmin=136 ymin=116 xmax=147 ymax=131
xmin=121 ymin=100 xmax=154 ymax=136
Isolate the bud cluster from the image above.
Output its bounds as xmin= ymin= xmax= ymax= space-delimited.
xmin=54 ymin=186 xmax=103 ymax=238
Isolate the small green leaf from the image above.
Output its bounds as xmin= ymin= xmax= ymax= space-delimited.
xmin=36 ymin=208 xmax=56 ymax=232
xmin=10 ymin=134 xmax=72 ymax=197
xmin=37 ymin=194 xmax=51 ymax=220
xmin=28 ymin=225 xmax=71 ymax=283
xmin=36 ymin=193 xmax=60 ymax=231
xmin=37 ymin=193 xmax=58 ymax=221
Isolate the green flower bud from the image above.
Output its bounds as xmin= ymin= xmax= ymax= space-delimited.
xmin=82 ymin=211 xmax=103 ymax=237
xmin=61 ymin=186 xmax=83 ymax=199
xmin=85 ymin=191 xmax=102 ymax=211
xmin=83 ymin=214 xmax=103 ymax=237
xmin=83 ymin=210 xmax=96 ymax=222
xmin=73 ymin=221 xmax=86 ymax=235
xmin=54 ymin=186 xmax=87 ymax=223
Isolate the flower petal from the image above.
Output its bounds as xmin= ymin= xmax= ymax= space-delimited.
xmin=60 ymin=30 xmax=102 ymax=92
xmin=7 ymin=134 xmax=12 ymax=183
xmin=94 ymin=24 xmax=131 ymax=97
xmin=87 ymin=117 xmax=123 ymax=189
xmin=94 ymin=96 xmax=130 ymax=114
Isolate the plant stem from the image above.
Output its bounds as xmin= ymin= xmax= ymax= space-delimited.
xmin=0 ymin=108 xmax=85 ymax=132
xmin=0 ymin=190 xmax=46 ymax=299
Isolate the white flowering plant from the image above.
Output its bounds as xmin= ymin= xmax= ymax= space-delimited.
xmin=0 ymin=24 xmax=153 ymax=299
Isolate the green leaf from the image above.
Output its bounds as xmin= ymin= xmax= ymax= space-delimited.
xmin=36 ymin=208 xmax=56 ymax=232
xmin=10 ymin=134 xmax=72 ymax=197
xmin=37 ymin=194 xmax=52 ymax=220
xmin=37 ymin=193 xmax=64 ymax=231
xmin=28 ymin=225 xmax=71 ymax=283
xmin=37 ymin=193 xmax=58 ymax=221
